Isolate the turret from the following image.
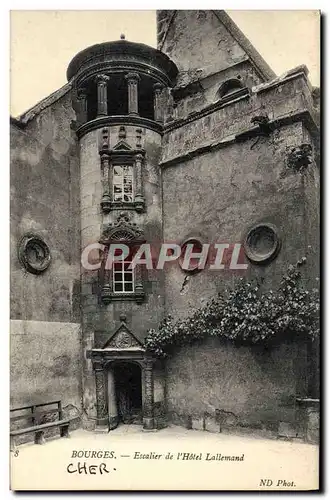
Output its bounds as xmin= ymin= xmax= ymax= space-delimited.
xmin=67 ymin=36 xmax=178 ymax=431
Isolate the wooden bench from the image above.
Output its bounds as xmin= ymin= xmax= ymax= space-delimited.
xmin=10 ymin=400 xmax=71 ymax=448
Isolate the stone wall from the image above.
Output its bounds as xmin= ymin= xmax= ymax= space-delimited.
xmin=162 ymin=124 xmax=311 ymax=319
xmin=165 ymin=337 xmax=307 ymax=438
xmin=10 ymin=320 xmax=81 ymax=411
xmin=10 ymin=91 xmax=80 ymax=323
xmin=161 ymin=69 xmax=319 ymax=315
xmin=160 ymin=46 xmax=319 ymax=438
xmin=10 ymin=89 xmax=82 ymax=412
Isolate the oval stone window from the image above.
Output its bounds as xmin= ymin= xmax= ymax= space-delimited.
xmin=179 ymin=239 xmax=204 ymax=273
xmin=18 ymin=234 xmax=51 ymax=274
xmin=243 ymin=223 xmax=281 ymax=264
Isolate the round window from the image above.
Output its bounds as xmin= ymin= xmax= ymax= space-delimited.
xmin=179 ymin=239 xmax=204 ymax=273
xmin=243 ymin=223 xmax=281 ymax=264
xmin=18 ymin=234 xmax=51 ymax=274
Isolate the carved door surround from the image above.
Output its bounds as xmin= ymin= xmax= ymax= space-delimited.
xmin=87 ymin=322 xmax=156 ymax=431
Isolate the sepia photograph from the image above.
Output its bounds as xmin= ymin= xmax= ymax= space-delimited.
xmin=9 ymin=8 xmax=320 ymax=491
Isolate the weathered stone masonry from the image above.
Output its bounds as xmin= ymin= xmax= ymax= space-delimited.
xmin=10 ymin=11 xmax=319 ymax=442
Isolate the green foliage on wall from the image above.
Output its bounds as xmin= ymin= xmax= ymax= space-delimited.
xmin=144 ymin=259 xmax=320 ymax=358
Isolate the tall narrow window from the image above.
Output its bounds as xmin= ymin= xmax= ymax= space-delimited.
xmin=113 ymin=165 xmax=134 ymax=202
xmin=99 ymin=217 xmax=146 ymax=304
xmin=113 ymin=256 xmax=135 ymax=294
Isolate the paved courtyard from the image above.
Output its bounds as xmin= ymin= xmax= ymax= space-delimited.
xmin=10 ymin=425 xmax=319 ymax=491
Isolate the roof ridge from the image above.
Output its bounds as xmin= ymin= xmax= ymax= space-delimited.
xmin=15 ymin=81 xmax=72 ymax=126
xmin=212 ymin=11 xmax=276 ymax=81
xmin=158 ymin=10 xmax=177 ymax=51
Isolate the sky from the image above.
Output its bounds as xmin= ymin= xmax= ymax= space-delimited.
xmin=10 ymin=10 xmax=320 ymax=117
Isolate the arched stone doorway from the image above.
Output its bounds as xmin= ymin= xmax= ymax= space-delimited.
xmin=112 ymin=362 xmax=143 ymax=425
xmin=90 ymin=350 xmax=155 ymax=432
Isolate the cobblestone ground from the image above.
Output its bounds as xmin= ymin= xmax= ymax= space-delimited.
xmin=10 ymin=425 xmax=319 ymax=491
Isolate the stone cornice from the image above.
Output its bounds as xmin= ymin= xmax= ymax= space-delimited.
xmin=76 ymin=115 xmax=163 ymax=139
xmin=67 ymin=39 xmax=178 ymax=86
xmin=165 ymin=88 xmax=251 ymax=133
xmin=164 ymin=67 xmax=314 ymax=134
xmin=160 ymin=109 xmax=319 ymax=169
xmin=86 ymin=349 xmax=156 ymax=365
xmin=14 ymin=82 xmax=72 ymax=126
xmin=252 ymin=65 xmax=312 ymax=95
xmin=74 ymin=61 xmax=171 ymax=89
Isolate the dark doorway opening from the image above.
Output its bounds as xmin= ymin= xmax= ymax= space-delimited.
xmin=113 ymin=362 xmax=142 ymax=424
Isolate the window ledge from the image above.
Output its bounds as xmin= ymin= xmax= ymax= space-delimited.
xmin=101 ymin=199 xmax=145 ymax=214
xmin=101 ymin=287 xmax=145 ymax=305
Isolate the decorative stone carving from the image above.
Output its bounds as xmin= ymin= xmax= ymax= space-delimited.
xmin=99 ymin=160 xmax=112 ymax=214
xmin=94 ymin=362 xmax=108 ymax=427
xmin=286 ymin=143 xmax=313 ymax=173
xmin=99 ymin=140 xmax=146 ymax=214
xmin=118 ymin=126 xmax=126 ymax=139
xmin=101 ymin=322 xmax=143 ymax=349
xmin=110 ymin=329 xmax=139 ymax=348
xmin=134 ymin=153 xmax=145 ymax=212
xmin=101 ymin=283 xmax=112 ymax=305
xmin=99 ymin=212 xmax=145 ymax=244
xmin=100 ymin=155 xmax=111 ymax=213
xmin=143 ymin=359 xmax=155 ymax=430
xmin=134 ymin=263 xmax=145 ymax=304
xmin=99 ymin=128 xmax=111 ymax=212
xmin=18 ymin=234 xmax=51 ymax=275
xmin=101 ymin=278 xmax=145 ymax=305
xmin=107 ymin=367 xmax=119 ymax=430
xmin=250 ymin=114 xmax=272 ymax=136
xmin=99 ymin=214 xmax=146 ymax=304
xmin=243 ymin=223 xmax=281 ymax=264
xmin=99 ymin=213 xmax=146 ymax=304
xmin=114 ymin=330 xmax=133 ymax=348
xmin=100 ymin=127 xmax=110 ymax=151
xmin=135 ymin=128 xmax=142 ymax=149
xmin=112 ymin=140 xmax=132 ymax=152
xmin=76 ymin=116 xmax=163 ymax=139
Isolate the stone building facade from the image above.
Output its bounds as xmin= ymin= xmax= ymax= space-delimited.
xmin=10 ymin=11 xmax=320 ymax=441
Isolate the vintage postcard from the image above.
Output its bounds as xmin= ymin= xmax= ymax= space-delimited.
xmin=9 ymin=9 xmax=320 ymax=491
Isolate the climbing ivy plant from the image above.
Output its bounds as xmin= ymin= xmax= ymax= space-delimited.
xmin=144 ymin=259 xmax=320 ymax=358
